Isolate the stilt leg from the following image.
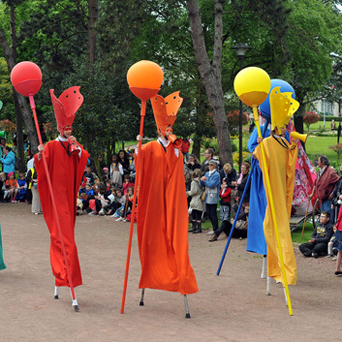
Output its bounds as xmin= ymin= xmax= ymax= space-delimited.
xmin=139 ymin=289 xmax=145 ymax=306
xmin=184 ymin=295 xmax=191 ymax=319
xmin=266 ymin=277 xmax=271 ymax=296
xmin=261 ymin=255 xmax=267 ymax=279
xmin=283 ymin=287 xmax=288 ymax=306
xmin=71 ymin=290 xmax=79 ymax=312
xmin=54 ymin=286 xmax=59 ymax=299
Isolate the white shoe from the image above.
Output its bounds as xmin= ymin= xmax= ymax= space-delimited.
xmin=116 ymin=217 xmax=124 ymax=221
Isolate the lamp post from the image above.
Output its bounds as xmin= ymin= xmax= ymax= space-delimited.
xmin=232 ymin=43 xmax=250 ymax=173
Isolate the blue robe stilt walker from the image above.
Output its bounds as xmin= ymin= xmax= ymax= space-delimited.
xmin=246 ymin=125 xmax=269 ymax=255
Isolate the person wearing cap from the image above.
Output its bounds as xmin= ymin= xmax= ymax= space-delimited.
xmin=199 ymin=159 xmax=221 ymax=240
xmin=135 ymin=92 xmax=198 ymax=296
xmin=35 ymin=86 xmax=89 ymax=309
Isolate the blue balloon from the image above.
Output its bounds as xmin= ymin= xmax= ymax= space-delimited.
xmin=259 ymin=79 xmax=296 ymax=121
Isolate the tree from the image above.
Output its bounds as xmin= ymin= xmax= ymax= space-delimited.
xmin=303 ymin=111 xmax=320 ymax=132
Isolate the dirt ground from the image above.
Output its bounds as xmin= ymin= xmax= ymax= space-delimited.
xmin=1 ymin=203 xmax=342 ymax=342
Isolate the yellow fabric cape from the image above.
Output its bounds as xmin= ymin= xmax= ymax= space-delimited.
xmin=255 ymin=136 xmax=297 ymax=285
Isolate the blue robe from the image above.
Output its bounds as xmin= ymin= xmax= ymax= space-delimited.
xmin=246 ymin=125 xmax=269 ymax=255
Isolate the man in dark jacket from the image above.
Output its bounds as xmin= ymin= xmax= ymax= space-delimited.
xmin=309 ymin=155 xmax=339 ymax=222
xmin=299 ymin=211 xmax=334 ymax=258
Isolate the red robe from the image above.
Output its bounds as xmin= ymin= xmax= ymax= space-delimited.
xmin=136 ymin=140 xmax=198 ymax=295
xmin=35 ymin=139 xmax=89 ymax=287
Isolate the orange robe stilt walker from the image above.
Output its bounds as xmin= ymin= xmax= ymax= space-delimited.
xmin=255 ymin=135 xmax=298 ymax=285
xmin=35 ymin=86 xmax=89 ymax=288
xmin=136 ymin=92 xmax=198 ymax=295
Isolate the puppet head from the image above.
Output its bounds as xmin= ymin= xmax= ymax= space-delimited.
xmin=151 ymin=92 xmax=183 ymax=143
xmin=50 ymin=86 xmax=83 ymax=135
xmin=269 ymin=86 xmax=299 ymax=134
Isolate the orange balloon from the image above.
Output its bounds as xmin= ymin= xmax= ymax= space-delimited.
xmin=127 ymin=60 xmax=163 ymax=89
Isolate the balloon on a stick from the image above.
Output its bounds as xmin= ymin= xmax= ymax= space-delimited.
xmin=233 ymin=67 xmax=293 ymax=316
xmin=121 ymin=60 xmax=163 ymax=314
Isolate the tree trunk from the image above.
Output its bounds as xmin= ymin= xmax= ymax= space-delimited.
xmin=10 ymin=4 xmax=25 ymax=172
xmin=187 ymin=0 xmax=233 ymax=166
xmin=88 ymin=0 xmax=98 ymax=64
xmin=0 ymin=27 xmax=39 ymax=154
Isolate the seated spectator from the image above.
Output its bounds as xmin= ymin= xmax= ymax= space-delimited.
xmin=102 ymin=167 xmax=110 ymax=182
xmin=80 ymin=183 xmax=95 ymax=213
xmin=209 ymin=199 xmax=249 ymax=242
xmin=326 ymin=233 xmax=339 ymax=259
xmin=6 ymin=172 xmax=18 ymax=203
xmin=83 ymin=166 xmax=96 ymax=185
xmin=187 ymin=169 xmax=205 ymax=234
xmin=16 ymin=173 xmax=27 ymax=202
xmin=299 ymin=211 xmax=334 ymax=258
xmin=112 ymin=188 xmax=127 ymax=220
xmin=122 ymin=174 xmax=134 ymax=195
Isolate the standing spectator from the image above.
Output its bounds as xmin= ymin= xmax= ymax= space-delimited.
xmin=299 ymin=211 xmax=333 ymax=258
xmin=200 ymin=148 xmax=215 ymax=175
xmin=309 ymin=155 xmax=339 ymax=222
xmin=186 ymin=154 xmax=201 ymax=172
xmin=122 ymin=174 xmax=134 ymax=195
xmin=109 ymin=153 xmax=123 ymax=187
xmin=1 ymin=146 xmax=16 ymax=177
xmin=181 ymin=137 xmax=190 ymax=162
xmin=27 ymin=165 xmax=42 ymax=215
xmin=97 ymin=154 xmax=106 ymax=176
xmin=332 ymin=165 xmax=342 ymax=222
xmin=187 ymin=169 xmax=204 ymax=234
xmin=331 ymin=119 xmax=336 ymax=131
xmin=219 ymin=163 xmax=237 ymax=188
xmin=200 ymin=160 xmax=221 ymax=240
xmin=219 ymin=177 xmax=231 ymax=221
xmin=231 ymin=161 xmax=250 ymax=217
xmin=333 ymin=206 xmax=342 ymax=275
xmin=118 ymin=149 xmax=130 ymax=178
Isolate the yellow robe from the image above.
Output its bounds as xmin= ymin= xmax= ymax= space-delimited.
xmin=255 ymin=135 xmax=297 ymax=285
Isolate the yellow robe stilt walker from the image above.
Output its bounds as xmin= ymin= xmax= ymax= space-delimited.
xmin=255 ymin=135 xmax=298 ymax=285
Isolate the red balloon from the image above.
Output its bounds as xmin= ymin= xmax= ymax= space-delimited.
xmin=10 ymin=61 xmax=42 ymax=97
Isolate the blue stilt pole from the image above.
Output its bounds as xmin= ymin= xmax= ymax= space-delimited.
xmin=216 ymin=119 xmax=269 ymax=275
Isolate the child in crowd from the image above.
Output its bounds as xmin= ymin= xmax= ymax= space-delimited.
xmin=80 ymin=183 xmax=95 ymax=213
xmin=113 ymin=188 xmax=126 ymax=220
xmin=6 ymin=172 xmax=18 ymax=203
xmin=110 ymin=153 xmax=123 ymax=187
xmin=102 ymin=167 xmax=110 ymax=182
xmin=187 ymin=169 xmax=204 ymax=234
xmin=122 ymin=174 xmax=134 ymax=195
xmin=0 ymin=172 xmax=7 ymax=202
xmin=83 ymin=166 xmax=96 ymax=185
xmin=219 ymin=177 xmax=231 ymax=221
xmin=16 ymin=173 xmax=27 ymax=202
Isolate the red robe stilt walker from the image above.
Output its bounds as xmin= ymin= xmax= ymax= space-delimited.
xmin=35 ymin=86 xmax=89 ymax=288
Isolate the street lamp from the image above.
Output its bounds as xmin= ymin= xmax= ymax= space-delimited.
xmin=232 ymin=43 xmax=250 ymax=173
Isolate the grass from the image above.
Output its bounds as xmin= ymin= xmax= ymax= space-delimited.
xmin=291 ymin=222 xmax=314 ymax=244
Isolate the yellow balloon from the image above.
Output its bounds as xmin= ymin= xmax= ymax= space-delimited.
xmin=234 ymin=67 xmax=271 ymax=107
xmin=127 ymin=60 xmax=163 ymax=89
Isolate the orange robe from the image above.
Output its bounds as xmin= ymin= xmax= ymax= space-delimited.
xmin=136 ymin=140 xmax=198 ymax=295
xmin=35 ymin=139 xmax=89 ymax=287
xmin=255 ymin=136 xmax=297 ymax=285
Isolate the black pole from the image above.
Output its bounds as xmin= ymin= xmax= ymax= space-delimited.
xmin=238 ymin=56 xmax=243 ymax=173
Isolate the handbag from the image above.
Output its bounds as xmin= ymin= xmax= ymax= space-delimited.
xmin=201 ymin=188 xmax=207 ymax=202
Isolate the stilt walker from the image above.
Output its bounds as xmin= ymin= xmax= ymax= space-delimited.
xmin=10 ymin=62 xmax=89 ymax=311
xmin=234 ymin=67 xmax=300 ymax=316
xmin=121 ymin=61 xmax=198 ymax=318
